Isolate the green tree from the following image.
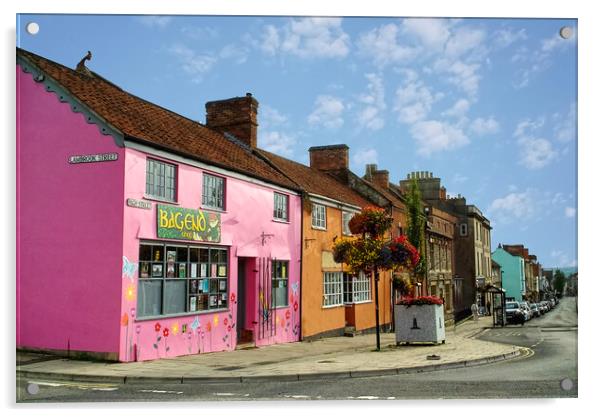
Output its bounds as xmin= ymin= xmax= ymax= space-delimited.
xmin=553 ymin=270 xmax=566 ymax=297
xmin=404 ymin=178 xmax=426 ymax=276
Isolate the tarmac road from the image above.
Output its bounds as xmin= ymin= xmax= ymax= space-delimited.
xmin=17 ymin=297 xmax=577 ymax=402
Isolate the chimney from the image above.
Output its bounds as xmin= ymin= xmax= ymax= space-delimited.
xmin=308 ymin=144 xmax=349 ymax=172
xmin=439 ymin=186 xmax=446 ymax=200
xmin=205 ymin=93 xmax=258 ymax=148
xmin=364 ymin=164 xmax=389 ymax=189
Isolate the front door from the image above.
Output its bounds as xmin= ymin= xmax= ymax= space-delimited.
xmin=237 ymin=258 xmax=246 ymax=342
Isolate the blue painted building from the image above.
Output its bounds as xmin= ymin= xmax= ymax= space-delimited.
xmin=491 ymin=246 xmax=525 ymax=302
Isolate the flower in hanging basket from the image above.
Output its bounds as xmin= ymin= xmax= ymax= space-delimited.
xmin=348 ymin=206 xmax=393 ymax=237
xmin=388 ymin=235 xmax=420 ymax=269
xmin=397 ymin=295 xmax=444 ymax=306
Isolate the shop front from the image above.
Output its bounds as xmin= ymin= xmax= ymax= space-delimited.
xmin=119 ymin=147 xmax=302 ymax=362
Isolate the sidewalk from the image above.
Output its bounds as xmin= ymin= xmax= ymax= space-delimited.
xmin=17 ymin=317 xmax=523 ymax=384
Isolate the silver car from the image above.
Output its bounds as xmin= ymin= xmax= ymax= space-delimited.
xmin=519 ymin=302 xmax=532 ymax=321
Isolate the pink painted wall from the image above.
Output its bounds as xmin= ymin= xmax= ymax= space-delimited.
xmin=120 ymin=149 xmax=302 ymax=361
xmin=17 ymin=66 xmax=125 ymax=356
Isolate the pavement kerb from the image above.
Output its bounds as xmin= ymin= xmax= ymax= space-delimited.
xmin=16 ymin=346 xmax=525 ymax=385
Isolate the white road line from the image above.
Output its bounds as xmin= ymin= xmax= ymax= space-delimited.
xmin=140 ymin=389 xmax=183 ymax=395
xmin=213 ymin=392 xmax=236 ymax=396
xmin=28 ymin=380 xmax=119 ymax=392
xmin=356 ymin=396 xmax=380 ymax=400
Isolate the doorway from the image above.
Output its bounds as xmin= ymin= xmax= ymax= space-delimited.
xmin=237 ymin=258 xmax=254 ymax=344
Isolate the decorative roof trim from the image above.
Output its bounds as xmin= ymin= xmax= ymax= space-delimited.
xmin=17 ymin=53 xmax=124 ymax=148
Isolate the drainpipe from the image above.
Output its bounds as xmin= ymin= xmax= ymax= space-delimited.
xmin=298 ymin=193 xmax=304 ymax=341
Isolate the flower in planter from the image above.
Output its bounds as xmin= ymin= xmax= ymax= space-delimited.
xmin=397 ymin=295 xmax=444 ymax=306
xmin=348 ymin=206 xmax=393 ymax=237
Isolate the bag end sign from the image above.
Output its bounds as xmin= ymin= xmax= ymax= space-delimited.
xmin=68 ymin=153 xmax=118 ymax=164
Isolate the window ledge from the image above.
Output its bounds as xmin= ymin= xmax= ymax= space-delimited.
xmin=321 ymin=304 xmax=344 ymax=309
xmin=311 ymin=226 xmax=327 ymax=231
xmin=135 ymin=308 xmax=230 ymax=322
xmin=143 ymin=195 xmax=179 ymax=205
xmin=201 ymin=206 xmax=227 ymax=214
xmin=272 ymin=218 xmax=290 ymax=224
xmin=344 ymin=300 xmax=372 ymax=305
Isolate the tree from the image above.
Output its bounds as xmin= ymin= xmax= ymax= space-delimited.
xmin=553 ymin=270 xmax=566 ymax=297
xmin=404 ymin=178 xmax=426 ymax=281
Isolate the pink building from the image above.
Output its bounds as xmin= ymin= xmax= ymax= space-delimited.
xmin=17 ymin=48 xmax=302 ymax=362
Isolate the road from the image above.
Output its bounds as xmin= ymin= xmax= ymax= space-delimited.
xmin=17 ymin=297 xmax=577 ymax=402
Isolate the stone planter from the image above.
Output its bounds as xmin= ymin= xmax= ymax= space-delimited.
xmin=394 ymin=303 xmax=445 ymax=345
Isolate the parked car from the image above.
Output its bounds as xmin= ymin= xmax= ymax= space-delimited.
xmin=529 ymin=303 xmax=541 ymax=318
xmin=519 ymin=302 xmax=532 ymax=321
xmin=505 ymin=301 xmax=526 ymax=325
xmin=538 ymin=302 xmax=548 ymax=314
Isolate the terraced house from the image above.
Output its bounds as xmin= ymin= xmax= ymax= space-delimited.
xmin=17 ymin=48 xmax=304 ymax=362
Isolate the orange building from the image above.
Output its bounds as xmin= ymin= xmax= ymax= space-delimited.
xmin=258 ymin=149 xmax=394 ymax=339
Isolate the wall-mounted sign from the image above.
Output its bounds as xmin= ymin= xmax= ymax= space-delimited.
xmin=157 ymin=204 xmax=221 ymax=242
xmin=127 ymin=198 xmax=152 ymax=210
xmin=68 ymin=153 xmax=118 ymax=164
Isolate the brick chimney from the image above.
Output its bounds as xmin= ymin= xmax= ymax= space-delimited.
xmin=308 ymin=144 xmax=349 ymax=172
xmin=205 ymin=93 xmax=258 ymax=148
xmin=364 ymin=164 xmax=390 ymax=189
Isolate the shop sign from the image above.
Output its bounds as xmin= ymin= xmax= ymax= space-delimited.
xmin=157 ymin=204 xmax=221 ymax=242
xmin=126 ymin=198 xmax=152 ymax=210
xmin=68 ymin=152 xmax=118 ymax=164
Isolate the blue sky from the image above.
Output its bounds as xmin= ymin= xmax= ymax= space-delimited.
xmin=17 ymin=14 xmax=577 ymax=269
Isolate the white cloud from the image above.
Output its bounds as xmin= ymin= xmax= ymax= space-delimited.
xmin=258 ymin=131 xmax=296 ymax=157
xmin=444 ymin=26 xmax=486 ymax=58
xmin=493 ymin=28 xmax=527 ymax=48
xmin=219 ymin=44 xmax=249 ymax=64
xmin=260 ymin=105 xmax=288 ymax=129
xmin=401 ymin=18 xmax=451 ymax=52
xmin=513 ymin=118 xmax=557 ymax=169
xmin=351 ymin=148 xmax=379 ymax=168
xmin=356 ymin=73 xmax=386 ymax=130
xmin=514 ymin=28 xmax=576 ymax=89
xmin=357 ymin=23 xmax=419 ymax=67
xmin=410 ymin=120 xmax=469 ymax=156
xmin=137 ymin=16 xmax=173 ymax=28
xmin=553 ymin=103 xmax=576 ymax=142
xmin=434 ymin=58 xmax=481 ymax=97
xmin=394 ymin=77 xmax=441 ymax=124
xmin=488 ymin=190 xmax=536 ymax=223
xmin=168 ymin=44 xmax=217 ymax=82
xmin=259 ymin=18 xmax=350 ymax=59
xmin=307 ymin=95 xmax=345 ymax=129
xmin=452 ymin=173 xmax=468 ymax=183
xmin=564 ymin=207 xmax=576 ymax=218
xmin=550 ymin=250 xmax=577 ymax=268
xmin=470 ymin=117 xmax=500 ymax=136
xmin=442 ymin=98 xmax=471 ymax=118
xmin=180 ymin=26 xmax=218 ymax=40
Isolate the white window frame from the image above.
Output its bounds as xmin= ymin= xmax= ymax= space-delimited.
xmin=145 ymin=158 xmax=177 ymax=202
xmin=202 ymin=173 xmax=225 ymax=210
xmin=273 ymin=193 xmax=289 ymax=221
xmin=312 ymin=203 xmax=327 ymax=230
xmin=343 ymin=271 xmax=371 ymax=304
xmin=460 ymin=223 xmax=468 ymax=236
xmin=323 ymin=272 xmax=343 ymax=307
xmin=342 ymin=211 xmax=353 ymax=236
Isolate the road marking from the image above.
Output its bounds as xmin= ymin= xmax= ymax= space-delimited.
xmin=27 ymin=380 xmax=120 ymax=392
xmin=140 ymin=389 xmax=183 ymax=395
xmin=213 ymin=392 xmax=236 ymax=396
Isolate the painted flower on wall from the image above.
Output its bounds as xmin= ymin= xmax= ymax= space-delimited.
xmin=154 ymin=323 xmax=161 ymax=332
xmin=163 ymin=328 xmax=169 ymax=337
xmin=121 ymin=313 xmax=128 ymax=326
xmin=205 ymin=322 xmax=212 ymax=332
xmin=171 ymin=323 xmax=180 ymax=335
xmin=293 ymin=301 xmax=299 ymax=312
xmin=213 ymin=314 xmax=219 ymax=326
xmin=230 ymin=293 xmax=236 ymax=303
xmin=223 ymin=317 xmax=228 ymax=326
xmin=125 ymin=284 xmax=136 ymax=302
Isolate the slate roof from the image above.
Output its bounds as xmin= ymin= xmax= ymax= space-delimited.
xmin=17 ymin=48 xmax=299 ymax=191
xmin=257 ymin=150 xmax=371 ymax=209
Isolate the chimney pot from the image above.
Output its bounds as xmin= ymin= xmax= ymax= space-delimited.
xmin=308 ymin=144 xmax=349 ymax=172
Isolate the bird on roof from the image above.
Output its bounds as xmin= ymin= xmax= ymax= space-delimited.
xmin=75 ymin=51 xmax=93 ymax=76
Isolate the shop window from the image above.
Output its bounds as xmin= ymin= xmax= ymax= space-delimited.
xmin=271 ymin=260 xmax=289 ymax=308
xmin=312 ymin=203 xmax=326 ymax=229
xmin=343 ymin=271 xmax=371 ymax=303
xmin=273 ymin=193 xmax=289 ymax=221
xmin=202 ymin=173 xmax=225 ymax=210
xmin=342 ymin=211 xmax=353 ymax=236
xmin=137 ymin=243 xmax=229 ymax=318
xmin=146 ymin=159 xmax=176 ymax=202
xmin=323 ymin=272 xmax=343 ymax=307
